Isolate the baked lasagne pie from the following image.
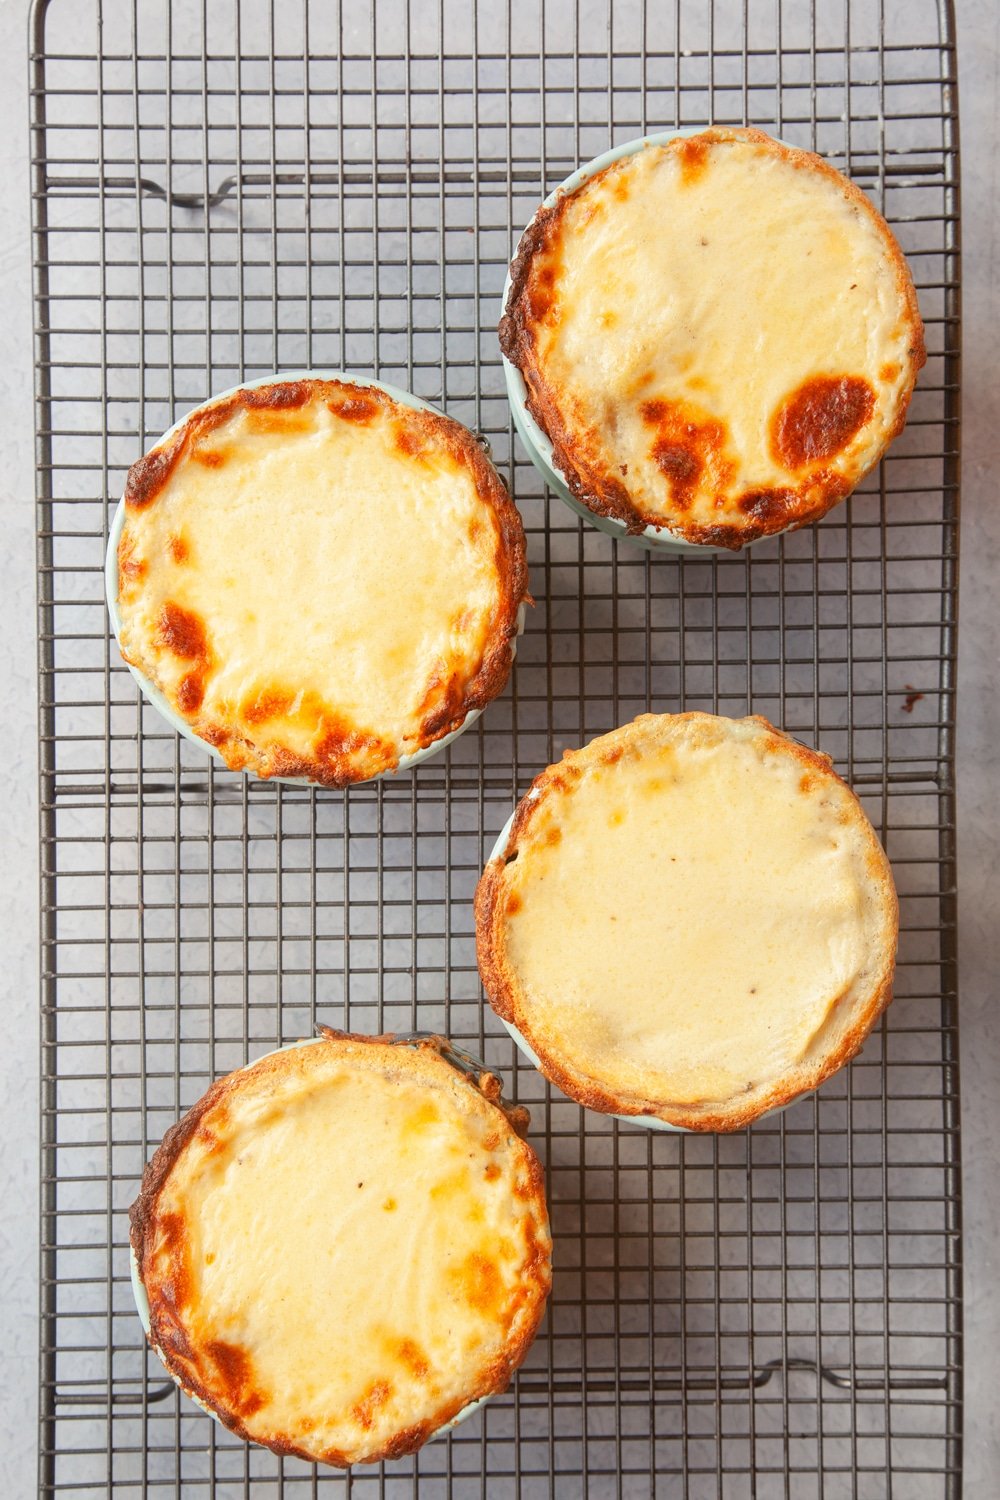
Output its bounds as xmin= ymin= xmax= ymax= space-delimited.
xmin=476 ymin=713 xmax=898 ymax=1130
xmin=130 ymin=1031 xmax=552 ymax=1467
xmin=500 ymin=126 xmax=924 ymax=548
xmin=115 ymin=377 xmax=528 ymax=784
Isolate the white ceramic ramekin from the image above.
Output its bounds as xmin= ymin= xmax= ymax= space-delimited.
xmin=129 ymin=1032 xmax=510 ymax=1445
xmin=106 ymin=370 xmax=526 ymax=786
xmin=501 ymin=130 xmax=795 ymax=556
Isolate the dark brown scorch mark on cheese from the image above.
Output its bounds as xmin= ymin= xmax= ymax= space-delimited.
xmin=157 ymin=601 xmax=208 ymax=660
xmin=639 ymin=397 xmax=733 ymax=512
xmin=157 ymin=602 xmax=211 ymax=715
xmin=241 ymin=381 xmax=312 ymax=412
xmin=177 ymin=673 xmax=206 ymax=712
xmin=206 ymin=1340 xmax=266 ymax=1418
xmin=770 ymin=375 xmax=875 ymax=470
xmin=126 ymin=443 xmax=181 ymax=511
xmin=168 ymin=532 xmax=189 ymax=564
xmin=328 ymin=391 xmax=381 ymax=424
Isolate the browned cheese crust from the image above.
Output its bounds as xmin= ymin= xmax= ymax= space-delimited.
xmin=475 ymin=713 xmax=899 ymax=1130
xmin=130 ymin=1031 xmax=551 ymax=1467
xmin=118 ymin=379 xmax=529 ymax=784
xmin=500 ymin=127 xmax=925 ymax=548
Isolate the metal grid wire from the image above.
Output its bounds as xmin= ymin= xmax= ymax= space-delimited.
xmin=30 ymin=0 xmax=961 ymax=1493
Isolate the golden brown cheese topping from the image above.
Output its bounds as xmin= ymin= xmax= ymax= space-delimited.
xmin=116 ymin=380 xmax=528 ymax=784
xmin=130 ymin=1034 xmax=551 ymax=1468
xmin=476 ymin=714 xmax=898 ymax=1131
xmin=500 ymin=127 xmax=925 ymax=548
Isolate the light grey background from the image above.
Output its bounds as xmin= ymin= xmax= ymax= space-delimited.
xmin=0 ymin=0 xmax=995 ymax=1495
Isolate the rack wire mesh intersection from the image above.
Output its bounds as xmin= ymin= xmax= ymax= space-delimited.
xmin=30 ymin=0 xmax=962 ymax=1493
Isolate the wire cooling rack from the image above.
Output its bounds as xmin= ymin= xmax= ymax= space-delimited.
xmin=30 ymin=0 xmax=961 ymax=1493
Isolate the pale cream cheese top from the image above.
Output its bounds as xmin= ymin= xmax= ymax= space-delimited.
xmin=491 ymin=715 xmax=896 ymax=1116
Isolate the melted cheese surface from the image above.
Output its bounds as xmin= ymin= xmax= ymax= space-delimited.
xmin=117 ymin=388 xmax=514 ymax=779
xmin=496 ymin=716 xmax=894 ymax=1111
xmin=518 ymin=130 xmax=920 ymax=537
xmin=140 ymin=1041 xmax=549 ymax=1466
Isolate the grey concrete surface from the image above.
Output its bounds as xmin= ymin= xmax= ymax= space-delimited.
xmin=1 ymin=0 xmax=44 ymax=1495
xmin=0 ymin=1 xmax=996 ymax=1495
xmin=951 ymin=4 xmax=1000 ymax=1494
